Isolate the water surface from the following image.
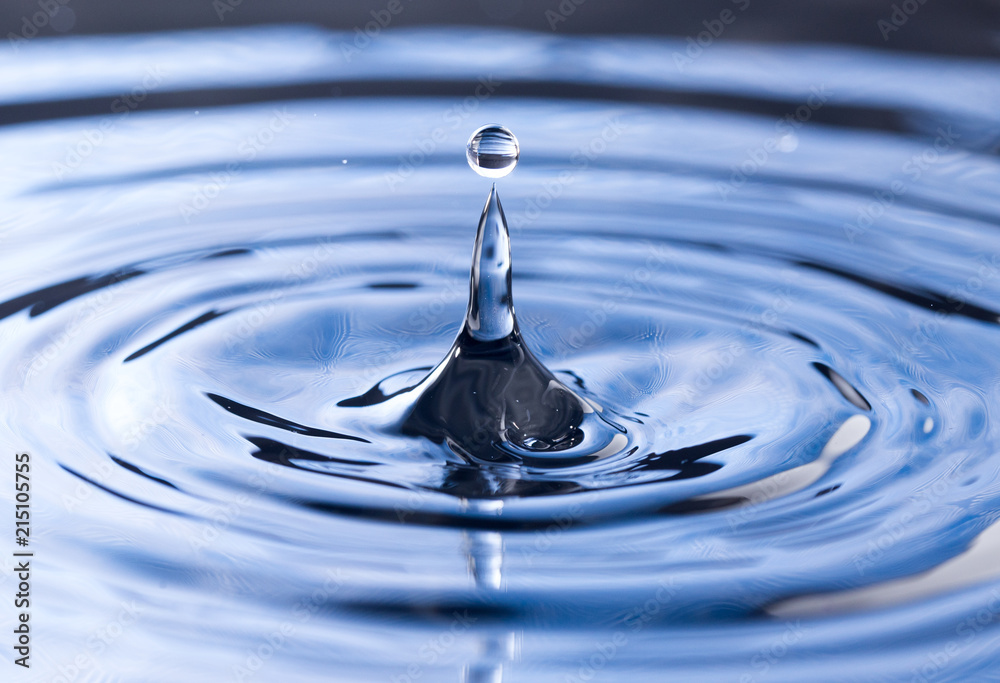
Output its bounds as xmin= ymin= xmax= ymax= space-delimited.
xmin=2 ymin=26 xmax=1000 ymax=683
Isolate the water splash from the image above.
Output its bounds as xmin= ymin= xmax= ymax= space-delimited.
xmin=348 ymin=128 xmax=626 ymax=467
xmin=401 ymin=182 xmax=625 ymax=466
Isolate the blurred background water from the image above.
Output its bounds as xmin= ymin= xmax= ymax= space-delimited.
xmin=2 ymin=3 xmax=1000 ymax=683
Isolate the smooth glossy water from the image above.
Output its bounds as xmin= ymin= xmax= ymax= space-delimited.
xmin=3 ymin=26 xmax=1000 ymax=683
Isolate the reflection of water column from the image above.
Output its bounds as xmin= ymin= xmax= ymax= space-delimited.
xmin=464 ymin=528 xmax=504 ymax=590
xmin=464 ymin=629 xmax=519 ymax=683
xmin=461 ymin=523 xmax=517 ymax=682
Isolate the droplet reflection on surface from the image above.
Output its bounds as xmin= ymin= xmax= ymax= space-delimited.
xmin=466 ymin=124 xmax=519 ymax=178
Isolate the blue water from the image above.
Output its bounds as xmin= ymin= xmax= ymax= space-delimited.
xmin=2 ymin=26 xmax=1000 ymax=682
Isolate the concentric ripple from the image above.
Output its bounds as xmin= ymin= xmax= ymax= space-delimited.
xmin=3 ymin=27 xmax=1000 ymax=683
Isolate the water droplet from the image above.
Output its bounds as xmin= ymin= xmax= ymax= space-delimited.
xmin=467 ymin=125 xmax=519 ymax=178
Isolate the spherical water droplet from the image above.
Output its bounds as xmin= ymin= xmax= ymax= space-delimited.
xmin=466 ymin=125 xmax=519 ymax=178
